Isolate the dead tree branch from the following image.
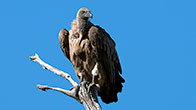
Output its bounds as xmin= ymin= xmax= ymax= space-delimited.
xmin=30 ymin=53 xmax=78 ymax=87
xmin=30 ymin=53 xmax=102 ymax=110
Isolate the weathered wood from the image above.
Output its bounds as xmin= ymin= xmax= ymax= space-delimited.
xmin=30 ymin=53 xmax=102 ymax=110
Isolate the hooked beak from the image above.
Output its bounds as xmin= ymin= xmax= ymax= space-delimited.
xmin=86 ymin=12 xmax=93 ymax=19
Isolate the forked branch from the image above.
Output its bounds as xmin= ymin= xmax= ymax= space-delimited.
xmin=30 ymin=53 xmax=102 ymax=110
xmin=30 ymin=53 xmax=78 ymax=87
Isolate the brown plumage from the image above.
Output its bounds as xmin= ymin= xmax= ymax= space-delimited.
xmin=58 ymin=8 xmax=125 ymax=104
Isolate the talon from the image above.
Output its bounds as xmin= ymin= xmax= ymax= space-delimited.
xmin=88 ymin=83 xmax=96 ymax=93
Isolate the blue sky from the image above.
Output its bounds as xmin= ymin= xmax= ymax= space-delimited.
xmin=0 ymin=0 xmax=196 ymax=110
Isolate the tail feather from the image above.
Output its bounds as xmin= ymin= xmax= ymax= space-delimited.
xmin=98 ymin=74 xmax=124 ymax=104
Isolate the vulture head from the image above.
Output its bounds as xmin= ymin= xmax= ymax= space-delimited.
xmin=77 ymin=8 xmax=93 ymax=20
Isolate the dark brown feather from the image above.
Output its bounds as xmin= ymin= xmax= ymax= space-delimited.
xmin=88 ymin=26 xmax=125 ymax=103
xmin=58 ymin=29 xmax=70 ymax=60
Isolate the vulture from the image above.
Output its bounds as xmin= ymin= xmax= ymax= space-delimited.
xmin=58 ymin=8 xmax=125 ymax=104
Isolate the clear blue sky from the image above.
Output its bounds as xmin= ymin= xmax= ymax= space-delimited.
xmin=0 ymin=0 xmax=196 ymax=110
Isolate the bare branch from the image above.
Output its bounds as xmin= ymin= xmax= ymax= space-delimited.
xmin=30 ymin=53 xmax=102 ymax=110
xmin=37 ymin=84 xmax=80 ymax=102
xmin=30 ymin=53 xmax=78 ymax=87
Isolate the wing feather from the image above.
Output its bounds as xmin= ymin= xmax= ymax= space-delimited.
xmin=89 ymin=26 xmax=122 ymax=80
xmin=88 ymin=26 xmax=124 ymax=103
xmin=58 ymin=29 xmax=70 ymax=60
